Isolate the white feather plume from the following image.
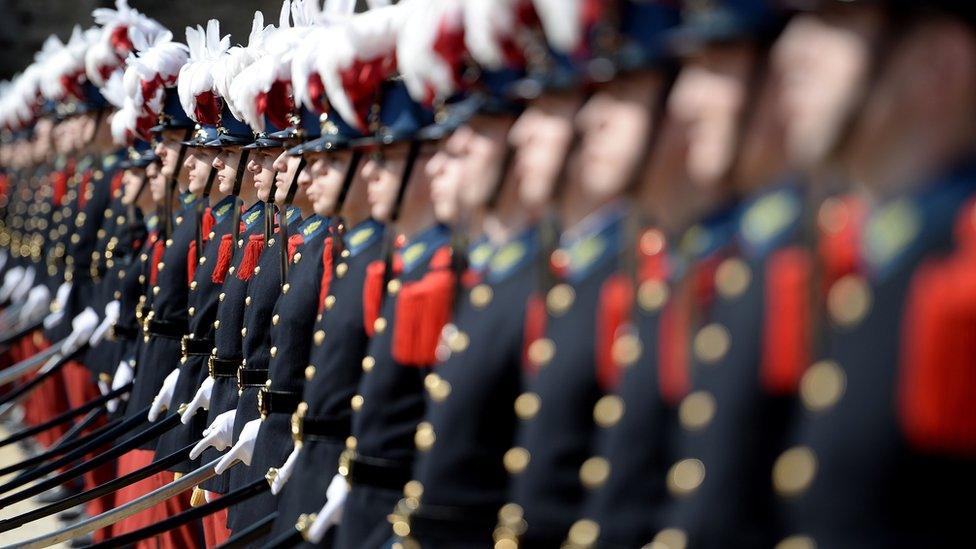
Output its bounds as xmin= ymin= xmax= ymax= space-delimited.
xmin=398 ymin=0 xmax=464 ymax=105
xmin=100 ymin=70 xmax=128 ymax=109
xmin=215 ymin=11 xmax=271 ymax=121
xmin=178 ymin=20 xmax=231 ymax=123
xmin=110 ymin=95 xmax=139 ymax=145
xmin=532 ymin=0 xmax=581 ymax=54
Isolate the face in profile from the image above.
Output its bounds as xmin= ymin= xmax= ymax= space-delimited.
xmin=447 ymin=115 xmax=515 ymax=217
xmin=509 ymin=92 xmax=583 ymax=213
xmin=772 ymin=5 xmax=885 ymax=169
xmin=247 ymin=148 xmax=281 ymax=203
xmin=148 ymin=162 xmax=168 ymax=203
xmin=214 ymin=148 xmax=244 ymax=195
xmin=184 ymin=148 xmax=218 ymax=196
xmin=272 ymin=151 xmax=304 ymax=205
xmin=154 ymin=129 xmax=188 ymax=179
xmin=122 ymin=168 xmax=143 ymax=205
xmin=362 ymin=143 xmax=411 ymax=223
xmin=306 ymin=149 xmax=353 ymax=217
xmin=426 ymin=140 xmax=464 ymax=225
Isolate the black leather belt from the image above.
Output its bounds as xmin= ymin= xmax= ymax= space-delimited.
xmin=142 ymin=314 xmax=187 ymax=340
xmin=339 ymin=450 xmax=412 ymax=491
xmin=181 ymin=335 xmax=213 ymax=357
xmin=290 ymin=403 xmax=348 ymax=443
xmin=402 ymin=501 xmax=499 ymax=542
xmin=208 ymin=356 xmax=240 ymax=378
xmin=110 ymin=323 xmax=139 ymax=341
xmin=236 ymin=367 xmax=268 ymax=390
xmin=257 ymin=388 xmax=302 ymax=419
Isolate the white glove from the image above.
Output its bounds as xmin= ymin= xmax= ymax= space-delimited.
xmin=270 ymin=444 xmax=302 ymax=495
xmin=43 ymin=281 xmax=73 ymax=329
xmin=214 ymin=418 xmax=261 ymax=474
xmin=148 ymin=368 xmax=180 ymax=422
xmin=0 ymin=266 xmax=25 ymax=302
xmin=181 ymin=376 xmax=214 ymax=424
xmin=62 ymin=307 xmax=99 ymax=354
xmin=0 ymin=249 xmax=8 ymax=274
xmin=89 ymin=300 xmax=121 ymax=346
xmin=307 ymin=474 xmax=351 ymax=543
xmin=190 ymin=409 xmax=237 ymax=460
xmin=107 ymin=359 xmax=134 ymax=413
xmin=20 ymin=285 xmax=51 ymax=324
xmin=11 ymin=267 xmax=36 ymax=304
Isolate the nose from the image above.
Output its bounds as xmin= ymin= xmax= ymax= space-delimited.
xmin=212 ymin=154 xmax=224 ymax=170
xmin=272 ymin=152 xmax=289 ymax=173
xmin=183 ymin=154 xmax=194 ymax=171
xmin=298 ymin=165 xmax=312 ymax=186
xmin=154 ymin=142 xmax=165 ymax=157
xmin=361 ymin=158 xmax=380 ymax=181
xmin=247 ymin=158 xmax=261 ymax=174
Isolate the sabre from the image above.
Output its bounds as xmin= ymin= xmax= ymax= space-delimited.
xmin=214 ymin=511 xmax=277 ymax=549
xmin=0 ymin=341 xmax=64 ymax=387
xmin=0 ymin=411 xmax=119 ymax=477
xmin=0 ymin=344 xmax=85 ymax=410
xmin=0 ymin=317 xmax=44 ymax=347
xmin=0 ymin=383 xmax=132 ymax=448
xmin=4 ymin=456 xmax=233 ymax=549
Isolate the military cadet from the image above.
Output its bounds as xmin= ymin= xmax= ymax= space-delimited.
xmin=773 ymin=3 xmax=976 ymax=547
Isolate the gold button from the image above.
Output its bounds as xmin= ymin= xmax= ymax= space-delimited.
xmin=449 ymin=331 xmax=469 ymax=353
xmin=190 ymin=281 xmax=197 ymax=290
xmin=497 ymin=502 xmax=524 ymax=524
xmin=612 ymin=332 xmax=642 ymax=367
xmin=345 ymin=436 xmax=357 ymax=450
xmin=188 ymin=307 xmax=195 ymax=316
xmin=567 ymin=519 xmax=600 ymax=546
xmin=773 ymin=446 xmax=817 ymax=497
xmin=245 ymin=296 xmax=252 ymax=306
xmin=270 ymin=346 xmax=278 ymax=358
xmin=715 ymin=257 xmax=751 ymax=299
xmin=527 ymin=338 xmax=555 ymax=368
xmin=362 ymin=356 xmax=375 ymax=372
xmin=272 ymin=314 xmax=280 ymax=326
xmin=579 ymin=456 xmax=610 ymax=489
xmin=470 ymin=284 xmax=493 ymax=309
xmin=514 ymin=393 xmax=541 ymax=420
xmin=341 ymin=249 xmax=350 ymax=258
xmin=282 ymin=283 xmax=290 ymax=294
xmin=547 ymin=284 xmax=575 ymax=315
xmin=694 ymin=324 xmax=730 ymax=364
xmin=774 ymin=535 xmax=816 ymax=549
xmin=254 ymin=266 xmax=261 ymax=275
xmin=403 ymin=480 xmax=424 ymax=500
xmin=350 ymin=394 xmax=364 ymax=411
xmin=818 ymin=197 xmax=848 ymax=235
xmin=638 ymin=279 xmax=669 ymax=312
xmin=268 ymin=238 xmax=275 ymax=247
xmin=827 ymin=275 xmax=871 ymax=327
xmin=208 ymin=231 xmax=215 ymax=240
xmin=293 ymin=252 xmax=302 ymax=263
xmin=387 ymin=279 xmax=401 ymax=295
xmin=241 ymin=327 xmax=247 ymax=337
xmin=153 ymin=286 xmax=160 ymax=295
xmin=218 ymin=292 xmax=225 ymax=302
xmin=667 ymin=458 xmax=705 ymax=496
xmin=415 ymin=421 xmax=435 ymax=451
xmin=229 ymin=266 xmax=235 ymax=274
xmin=374 ymin=317 xmax=387 ymax=334
xmin=679 ymin=391 xmax=717 ymax=431
xmin=503 ymin=447 xmax=530 ymax=474
xmin=652 ymin=528 xmax=688 ymax=549
xmin=800 ymin=360 xmax=846 ymax=412
xmin=305 ymin=365 xmax=316 ymax=380
xmin=325 ymin=295 xmax=336 ymax=310
xmin=593 ymin=395 xmax=624 ymax=427
xmin=336 ymin=263 xmax=348 ymax=278
xmin=214 ymin=320 xmax=220 ymax=329
xmin=198 ymin=256 xmax=206 ymax=265
xmin=157 ymin=261 xmax=165 ymax=271
xmin=314 ymin=330 xmax=325 ymax=346
xmin=238 ymin=239 xmax=244 ymax=247
xmin=429 ymin=378 xmax=451 ymax=402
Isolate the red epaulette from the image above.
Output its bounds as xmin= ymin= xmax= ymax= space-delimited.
xmin=899 ymin=198 xmax=976 ymax=456
xmin=363 ymin=260 xmax=387 ymax=336
xmin=318 ymin=236 xmax=334 ymax=314
xmin=110 ymin=171 xmax=124 ymax=198
xmin=149 ymin=238 xmax=165 ymax=286
xmin=77 ymin=169 xmax=92 ymax=210
xmin=392 ymin=247 xmax=455 ymax=366
xmin=287 ymin=234 xmax=304 ymax=263
xmin=211 ymin=234 xmax=235 ymax=284
xmin=596 ymin=275 xmax=633 ymax=391
xmin=51 ymin=170 xmax=69 ymax=208
xmin=817 ymin=194 xmax=866 ymax=291
xmin=201 ymin=209 xmax=215 ymax=243
xmin=236 ymin=234 xmax=265 ymax=281
xmin=761 ymin=247 xmax=814 ymax=396
xmin=522 ymin=294 xmax=547 ymax=375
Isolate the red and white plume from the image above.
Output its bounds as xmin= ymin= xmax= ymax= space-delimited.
xmin=215 ymin=11 xmax=272 ymax=122
xmin=398 ymin=0 xmax=466 ymax=106
xmin=88 ymin=0 xmax=166 ymax=86
xmin=463 ymin=0 xmax=538 ymax=70
xmin=178 ymin=19 xmax=231 ymax=125
xmin=126 ymin=28 xmax=189 ymax=116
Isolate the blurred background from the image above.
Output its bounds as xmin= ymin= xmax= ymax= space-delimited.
xmin=0 ymin=0 xmax=370 ymax=80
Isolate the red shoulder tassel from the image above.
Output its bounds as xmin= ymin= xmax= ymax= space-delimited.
xmin=288 ymin=234 xmax=304 ymax=263
xmin=761 ymin=247 xmax=813 ymax=395
xmin=236 ymin=234 xmax=265 ymax=281
xmin=187 ymin=240 xmax=198 ymax=284
xmin=211 ymin=234 xmax=235 ymax=284
xmin=658 ymin=278 xmax=692 ymax=406
xmin=52 ymin=170 xmax=69 ymax=208
xmin=110 ymin=171 xmax=124 ymax=197
xmin=77 ymin=170 xmax=92 ymax=210
xmin=392 ymin=266 xmax=456 ymax=366
xmin=596 ymin=274 xmax=634 ymax=392
xmin=522 ymin=294 xmax=547 ymax=375
xmin=149 ymin=239 xmax=165 ymax=286
xmin=363 ymin=261 xmax=386 ymax=336
xmin=817 ymin=195 xmax=866 ymax=291
xmin=201 ymin=208 xmax=215 ymax=243
xmin=318 ymin=237 xmax=334 ymax=314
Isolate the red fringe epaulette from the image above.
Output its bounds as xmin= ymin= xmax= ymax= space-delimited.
xmin=236 ymin=234 xmax=265 ymax=281
xmin=522 ymin=294 xmax=547 ymax=375
xmin=363 ymin=260 xmax=387 ymax=336
xmin=52 ymin=170 xmax=69 ymax=208
xmin=761 ymin=247 xmax=814 ymax=396
xmin=596 ymin=275 xmax=634 ymax=392
xmin=287 ymin=234 xmax=304 ymax=263
xmin=211 ymin=234 xmax=234 ymax=284
xmin=187 ymin=240 xmax=198 ymax=284
xmin=318 ymin=237 xmax=334 ymax=314
xmin=817 ymin=195 xmax=865 ymax=290
xmin=149 ymin=239 xmax=165 ymax=286
xmin=391 ymin=248 xmax=456 ymax=366
xmin=201 ymin=209 xmax=215 ymax=243
xmin=77 ymin=169 xmax=92 ymax=210
xmin=899 ymin=199 xmax=976 ymax=455
xmin=187 ymin=209 xmax=216 ymax=284
xmin=110 ymin=171 xmax=124 ymax=197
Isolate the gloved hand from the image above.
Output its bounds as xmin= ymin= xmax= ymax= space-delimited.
xmin=190 ymin=409 xmax=237 ymax=459
xmin=148 ymin=368 xmax=181 ymax=422
xmin=43 ymin=281 xmax=73 ymax=329
xmin=214 ymin=418 xmax=261 ymax=474
xmin=181 ymin=376 xmax=214 ymax=424
xmin=89 ymin=300 xmax=121 ymax=346
xmin=270 ymin=444 xmax=302 ymax=495
xmin=20 ymin=285 xmax=51 ymax=324
xmin=0 ymin=266 xmax=25 ymax=303
xmin=62 ymin=307 xmax=99 ymax=354
xmin=107 ymin=359 xmax=134 ymax=413
xmin=11 ymin=266 xmax=36 ymax=304
xmin=307 ymin=473 xmax=351 ymax=542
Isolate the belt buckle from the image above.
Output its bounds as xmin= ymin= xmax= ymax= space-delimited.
xmin=338 ymin=449 xmax=356 ymax=479
xmin=181 ymin=335 xmax=190 ymax=357
xmin=207 ymin=355 xmax=217 ymax=378
xmin=236 ymin=367 xmax=244 ymax=391
xmin=291 ymin=402 xmax=308 ymax=444
xmin=141 ymin=310 xmax=154 ymax=334
xmin=107 ymin=323 xmax=119 ymax=342
xmin=257 ymin=381 xmax=272 ymax=419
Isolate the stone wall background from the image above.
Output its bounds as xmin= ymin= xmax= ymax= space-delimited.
xmin=0 ymin=0 xmax=370 ymax=80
